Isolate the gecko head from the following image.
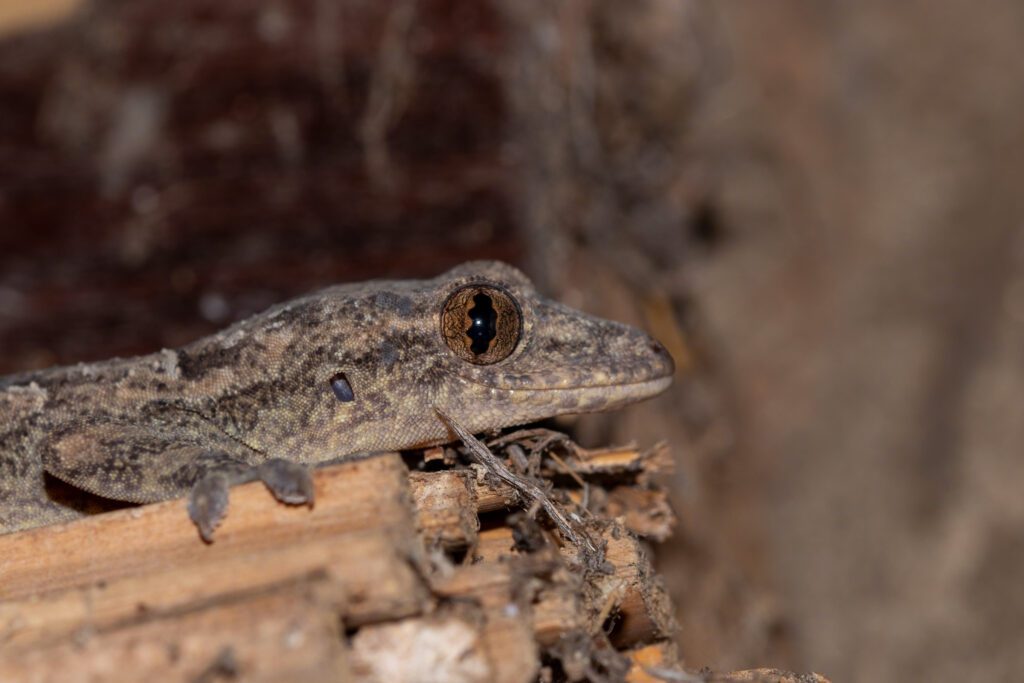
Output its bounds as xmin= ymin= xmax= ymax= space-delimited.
xmin=423 ymin=260 xmax=675 ymax=434
xmin=241 ymin=260 xmax=673 ymax=459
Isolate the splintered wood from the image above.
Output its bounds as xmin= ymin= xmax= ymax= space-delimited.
xmin=0 ymin=439 xmax=825 ymax=682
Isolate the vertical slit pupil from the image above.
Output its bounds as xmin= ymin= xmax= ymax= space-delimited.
xmin=466 ymin=292 xmax=497 ymax=355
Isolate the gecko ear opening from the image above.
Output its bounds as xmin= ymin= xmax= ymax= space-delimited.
xmin=440 ymin=284 xmax=522 ymax=365
xmin=329 ymin=372 xmax=355 ymax=402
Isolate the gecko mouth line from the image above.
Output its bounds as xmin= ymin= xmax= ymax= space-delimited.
xmin=445 ymin=371 xmax=674 ymax=394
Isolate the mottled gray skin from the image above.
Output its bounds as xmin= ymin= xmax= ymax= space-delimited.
xmin=0 ymin=261 xmax=673 ymax=538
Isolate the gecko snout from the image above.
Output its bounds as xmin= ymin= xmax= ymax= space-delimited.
xmin=634 ymin=335 xmax=675 ymax=384
xmin=647 ymin=338 xmax=676 ymax=378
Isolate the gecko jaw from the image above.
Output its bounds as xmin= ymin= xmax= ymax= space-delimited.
xmin=542 ymin=373 xmax=674 ymax=412
xmin=443 ymin=340 xmax=675 ymax=396
xmin=443 ymin=368 xmax=674 ymax=416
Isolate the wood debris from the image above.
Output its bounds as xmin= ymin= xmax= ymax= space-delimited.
xmin=0 ymin=433 xmax=827 ymax=682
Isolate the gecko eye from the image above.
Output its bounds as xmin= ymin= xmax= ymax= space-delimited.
xmin=440 ymin=284 xmax=522 ymax=364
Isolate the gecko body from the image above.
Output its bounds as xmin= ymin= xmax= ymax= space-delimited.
xmin=0 ymin=261 xmax=673 ymax=539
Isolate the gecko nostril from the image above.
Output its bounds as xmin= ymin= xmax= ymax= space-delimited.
xmin=649 ymin=340 xmax=675 ymax=375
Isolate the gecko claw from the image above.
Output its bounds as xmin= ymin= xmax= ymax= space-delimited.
xmin=188 ymin=473 xmax=230 ymax=543
xmin=258 ymin=458 xmax=315 ymax=507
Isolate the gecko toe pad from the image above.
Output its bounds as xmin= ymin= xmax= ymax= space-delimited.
xmin=188 ymin=473 xmax=231 ymax=543
xmin=258 ymin=458 xmax=315 ymax=507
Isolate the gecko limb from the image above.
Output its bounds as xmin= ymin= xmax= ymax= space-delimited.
xmin=186 ymin=455 xmax=314 ymax=543
xmin=38 ymin=423 xmax=311 ymax=541
xmin=258 ymin=458 xmax=315 ymax=505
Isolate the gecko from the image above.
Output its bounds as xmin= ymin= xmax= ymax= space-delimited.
xmin=0 ymin=260 xmax=674 ymax=541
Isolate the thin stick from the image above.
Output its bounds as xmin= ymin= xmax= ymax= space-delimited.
xmin=485 ymin=428 xmax=562 ymax=450
xmin=435 ymin=408 xmax=598 ymax=557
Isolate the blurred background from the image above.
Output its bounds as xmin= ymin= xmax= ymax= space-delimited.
xmin=1 ymin=1 xmax=1022 ymax=680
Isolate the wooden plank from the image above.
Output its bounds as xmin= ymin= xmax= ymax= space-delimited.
xmin=0 ymin=530 xmax=425 ymax=652
xmin=474 ymin=526 xmax=518 ymax=562
xmin=625 ymin=641 xmax=680 ymax=683
xmin=477 ymin=610 xmax=539 ymax=683
xmin=436 ymin=523 xmax=673 ymax=649
xmin=0 ymin=586 xmax=351 ymax=683
xmin=477 ymin=525 xmax=675 ymax=648
xmin=592 ymin=531 xmax=677 ymax=648
xmin=603 ymin=486 xmax=675 ymax=541
xmin=0 ymin=444 xmax=686 ymax=679
xmin=409 ymin=470 xmax=479 ymax=549
xmin=560 ymin=442 xmax=673 ymax=477
xmin=0 ymin=453 xmax=414 ymax=600
xmin=350 ymin=606 xmax=537 ymax=683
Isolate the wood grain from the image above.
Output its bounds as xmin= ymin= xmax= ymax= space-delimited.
xmin=0 ymin=445 xmax=688 ymax=679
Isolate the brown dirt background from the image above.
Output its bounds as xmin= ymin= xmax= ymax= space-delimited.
xmin=1 ymin=1 xmax=1022 ymax=681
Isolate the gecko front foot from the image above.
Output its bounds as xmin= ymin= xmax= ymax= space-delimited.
xmin=186 ymin=460 xmax=312 ymax=542
xmin=258 ymin=458 xmax=314 ymax=507
xmin=188 ymin=472 xmax=231 ymax=543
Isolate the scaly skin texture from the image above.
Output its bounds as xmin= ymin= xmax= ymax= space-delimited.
xmin=0 ymin=261 xmax=673 ymax=538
